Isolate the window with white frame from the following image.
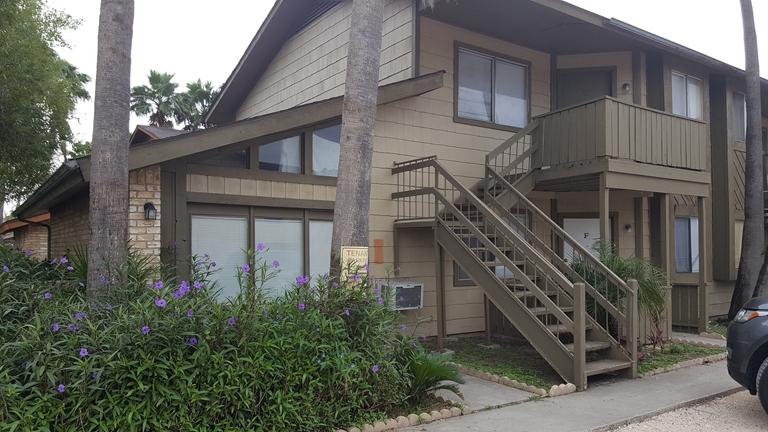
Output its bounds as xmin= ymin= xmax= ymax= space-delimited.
xmin=671 ymin=71 xmax=702 ymax=119
xmin=191 ymin=215 xmax=249 ymax=301
xmin=457 ymin=48 xmax=528 ymax=128
xmin=675 ymin=216 xmax=699 ymax=273
xmin=732 ymin=92 xmax=746 ymax=141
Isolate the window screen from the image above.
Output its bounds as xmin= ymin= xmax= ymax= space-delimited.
xmin=309 ymin=220 xmax=333 ymax=279
xmin=191 ymin=215 xmax=248 ymax=301
xmin=312 ymin=125 xmax=341 ymax=177
xmin=255 ymin=218 xmax=303 ymax=296
xmin=675 ymin=217 xmax=699 ymax=273
xmin=458 ymin=50 xmax=493 ymax=122
xmin=259 ymin=136 xmax=301 ymax=173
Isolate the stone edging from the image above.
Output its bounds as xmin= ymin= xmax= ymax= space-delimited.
xmin=670 ymin=336 xmax=726 ymax=349
xmin=336 ymin=406 xmax=474 ymax=432
xmin=447 ymin=362 xmax=576 ymax=398
xmin=639 ymin=353 xmax=727 ymax=378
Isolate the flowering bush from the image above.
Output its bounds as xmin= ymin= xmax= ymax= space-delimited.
xmin=0 ymin=245 xmax=421 ymax=431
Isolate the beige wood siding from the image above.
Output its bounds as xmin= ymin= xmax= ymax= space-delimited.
xmin=369 ymin=17 xmax=551 ymax=334
xmin=236 ymin=0 xmax=413 ymax=120
xmin=557 ymin=52 xmax=635 ymax=104
xmin=186 ymin=174 xmax=336 ymax=202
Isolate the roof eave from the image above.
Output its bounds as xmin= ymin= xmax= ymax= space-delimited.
xmin=13 ymin=161 xmax=86 ymax=220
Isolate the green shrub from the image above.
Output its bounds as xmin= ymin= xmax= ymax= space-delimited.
xmin=0 ymin=246 xmax=429 ymax=431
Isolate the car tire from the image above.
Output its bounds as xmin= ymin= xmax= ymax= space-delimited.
xmin=756 ymin=356 xmax=768 ymax=414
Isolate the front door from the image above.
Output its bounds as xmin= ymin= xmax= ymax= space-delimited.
xmin=562 ymin=217 xmax=611 ymax=262
xmin=557 ymin=68 xmax=614 ymax=109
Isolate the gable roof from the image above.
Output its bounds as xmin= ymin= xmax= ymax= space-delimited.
xmin=13 ymin=71 xmax=444 ymax=219
xmin=130 ymin=125 xmax=188 ymax=144
xmin=0 ymin=213 xmax=50 ymax=235
xmin=207 ymin=0 xmax=767 ymax=125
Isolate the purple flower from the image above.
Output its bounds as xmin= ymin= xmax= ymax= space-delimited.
xmin=25 ymin=250 xmax=32 ymax=256
xmin=332 ymin=282 xmax=339 ymax=288
xmin=211 ymin=262 xmax=216 ymax=267
xmin=257 ymin=242 xmax=265 ymax=251
xmin=399 ymin=296 xmax=404 ymax=302
xmin=155 ymin=298 xmax=167 ymax=308
xmin=242 ymin=265 xmax=251 ymax=273
xmin=354 ymin=274 xmax=362 ymax=281
xmin=92 ymin=372 xmax=99 ymax=379
xmin=180 ymin=280 xmax=190 ymax=291
xmin=74 ymin=312 xmax=87 ymax=321
xmin=263 ymin=308 xmax=268 ymax=315
xmin=227 ymin=316 xmax=237 ymax=326
xmin=52 ymin=323 xmax=59 ymax=332
xmin=324 ymin=274 xmax=329 ymax=281
xmin=189 ymin=337 xmax=198 ymax=346
xmin=273 ymin=260 xmax=280 ymax=268
xmin=377 ymin=297 xmax=384 ymax=304
xmin=172 ymin=290 xmax=185 ymax=299
xmin=51 ymin=258 xmax=58 ymax=264
xmin=60 ymin=258 xmax=68 ymax=264
xmin=66 ymin=266 xmax=73 ymax=271
xmin=2 ymin=266 xmax=8 ymax=273
xmin=401 ymin=324 xmax=407 ymax=331
xmin=193 ymin=281 xmax=204 ymax=290
xmin=79 ymin=348 xmax=88 ymax=357
xmin=154 ymin=281 xmax=164 ymax=290
xmin=204 ymin=254 xmax=209 ymax=258
xmin=44 ymin=292 xmax=52 ymax=299
xmin=99 ymin=276 xmax=105 ymax=283
xmin=187 ymin=309 xmax=194 ymax=318
xmin=364 ymin=263 xmax=370 ymax=272
xmin=142 ymin=326 xmax=150 ymax=335
xmin=395 ymin=266 xmax=401 ymax=272
xmin=344 ymin=309 xmax=350 ymax=316
xmin=78 ymin=282 xmax=84 ymax=287
xmin=296 ymin=275 xmax=310 ymax=285
xmin=106 ymin=304 xmax=112 ymax=310
xmin=57 ymin=384 xmax=65 ymax=394
xmin=195 ymin=261 xmax=202 ymax=267
xmin=298 ymin=303 xmax=305 ymax=311
xmin=172 ymin=241 xmax=177 ymax=247
xmin=372 ymin=365 xmax=379 ymax=373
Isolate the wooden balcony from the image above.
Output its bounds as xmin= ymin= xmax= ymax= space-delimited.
xmin=531 ymin=96 xmax=710 ymax=195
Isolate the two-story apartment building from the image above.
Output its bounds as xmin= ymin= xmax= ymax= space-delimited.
xmin=14 ymin=0 xmax=768 ymax=388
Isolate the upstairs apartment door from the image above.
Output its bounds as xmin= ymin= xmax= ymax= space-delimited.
xmin=557 ymin=68 xmax=615 ymax=109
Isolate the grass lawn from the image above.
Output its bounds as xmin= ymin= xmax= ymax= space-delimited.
xmin=425 ymin=336 xmax=726 ymax=387
xmin=637 ymin=343 xmax=725 ymax=375
xmin=708 ymin=318 xmax=730 ymax=337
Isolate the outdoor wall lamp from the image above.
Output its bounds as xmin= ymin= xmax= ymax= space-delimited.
xmin=624 ymin=223 xmax=632 ymax=234
xmin=144 ymin=202 xmax=157 ymax=220
xmin=622 ymin=83 xmax=631 ymax=93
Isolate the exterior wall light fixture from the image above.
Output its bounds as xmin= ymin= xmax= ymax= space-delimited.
xmin=622 ymin=83 xmax=631 ymax=92
xmin=624 ymin=223 xmax=632 ymax=233
xmin=144 ymin=202 xmax=157 ymax=220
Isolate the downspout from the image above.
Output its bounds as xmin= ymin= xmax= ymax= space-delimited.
xmin=18 ymin=217 xmax=52 ymax=262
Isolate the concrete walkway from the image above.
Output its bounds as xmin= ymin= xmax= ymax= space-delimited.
xmin=436 ymin=375 xmax=534 ymax=411
xmin=402 ymin=361 xmax=741 ymax=432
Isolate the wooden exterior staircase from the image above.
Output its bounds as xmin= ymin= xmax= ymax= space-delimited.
xmin=392 ymin=119 xmax=639 ymax=389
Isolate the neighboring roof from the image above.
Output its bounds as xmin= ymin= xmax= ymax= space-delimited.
xmin=0 ymin=213 xmax=50 ymax=235
xmin=208 ymin=0 xmax=767 ymax=124
xmin=130 ymin=125 xmax=188 ymax=145
xmin=13 ymin=71 xmax=444 ymax=219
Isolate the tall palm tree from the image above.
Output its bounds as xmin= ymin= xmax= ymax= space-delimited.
xmin=739 ymin=0 xmax=766 ymax=300
xmin=175 ymin=79 xmax=219 ymax=131
xmin=329 ymin=0 xmax=385 ymax=277
xmin=87 ymin=0 xmax=134 ymax=296
xmin=130 ymin=70 xmax=180 ymax=127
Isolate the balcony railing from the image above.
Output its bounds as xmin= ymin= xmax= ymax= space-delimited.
xmin=533 ymin=97 xmax=707 ymax=171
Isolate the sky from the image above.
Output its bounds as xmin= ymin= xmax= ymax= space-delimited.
xmin=51 ymin=0 xmax=767 ymax=143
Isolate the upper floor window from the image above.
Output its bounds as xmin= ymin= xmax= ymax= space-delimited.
xmin=257 ymin=124 xmax=341 ymax=177
xmin=675 ymin=216 xmax=699 ymax=273
xmin=671 ymin=71 xmax=702 ymax=119
xmin=457 ymin=47 xmax=528 ymax=128
xmin=732 ymin=92 xmax=746 ymax=141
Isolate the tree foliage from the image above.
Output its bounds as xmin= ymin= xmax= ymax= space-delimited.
xmin=0 ymin=0 xmax=88 ymax=200
xmin=131 ymin=71 xmax=219 ymax=130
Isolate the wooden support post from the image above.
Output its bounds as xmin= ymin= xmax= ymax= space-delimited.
xmin=659 ymin=194 xmax=672 ymax=275
xmin=665 ymin=285 xmax=673 ymax=339
xmin=599 ymin=173 xmax=610 ymax=246
xmin=434 ymin=228 xmax=445 ymax=351
xmin=627 ymin=279 xmax=639 ymax=378
xmin=484 ymin=295 xmax=492 ymax=344
xmin=573 ymin=282 xmax=586 ymax=390
xmin=698 ymin=196 xmax=709 ymax=333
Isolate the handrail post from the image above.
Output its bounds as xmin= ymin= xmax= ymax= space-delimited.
xmin=627 ymin=279 xmax=639 ymax=377
xmin=573 ymin=282 xmax=586 ymax=390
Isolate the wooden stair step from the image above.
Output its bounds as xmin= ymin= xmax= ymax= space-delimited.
xmin=585 ymin=359 xmax=633 ymax=376
xmin=545 ymin=323 xmax=592 ymax=334
xmin=563 ymin=340 xmax=612 ymax=353
xmin=529 ymin=306 xmax=574 ymax=316
xmin=510 ymin=288 xmax=559 ymax=298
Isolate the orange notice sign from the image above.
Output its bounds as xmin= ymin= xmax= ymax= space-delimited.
xmin=340 ymin=246 xmax=369 ymax=280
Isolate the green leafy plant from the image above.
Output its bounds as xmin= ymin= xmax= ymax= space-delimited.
xmin=397 ymin=340 xmax=464 ymax=404
xmin=0 ymin=245 xmax=430 ymax=431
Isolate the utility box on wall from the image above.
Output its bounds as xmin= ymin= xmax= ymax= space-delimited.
xmin=376 ymin=280 xmax=424 ymax=311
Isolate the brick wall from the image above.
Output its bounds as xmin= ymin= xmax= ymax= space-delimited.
xmin=129 ymin=165 xmax=161 ymax=261
xmin=14 ymin=225 xmax=48 ymax=258
xmin=49 ymin=193 xmax=89 ymax=258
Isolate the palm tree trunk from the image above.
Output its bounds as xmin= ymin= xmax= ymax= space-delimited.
xmin=329 ymin=0 xmax=385 ymax=278
xmin=730 ymin=0 xmax=764 ymax=313
xmin=86 ymin=0 xmax=134 ymax=297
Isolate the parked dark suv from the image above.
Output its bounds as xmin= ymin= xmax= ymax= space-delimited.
xmin=727 ymin=297 xmax=768 ymax=414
